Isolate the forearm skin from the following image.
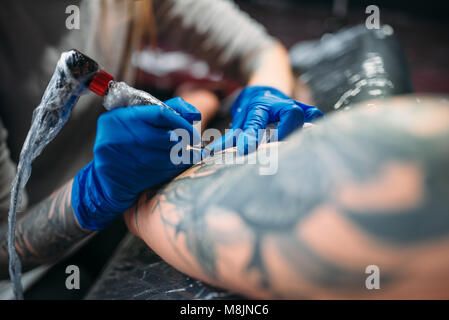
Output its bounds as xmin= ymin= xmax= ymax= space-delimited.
xmin=247 ymin=42 xmax=295 ymax=96
xmin=0 ymin=180 xmax=92 ymax=279
xmin=125 ymin=96 xmax=449 ymax=299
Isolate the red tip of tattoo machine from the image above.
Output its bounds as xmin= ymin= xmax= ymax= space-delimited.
xmin=89 ymin=70 xmax=114 ymax=96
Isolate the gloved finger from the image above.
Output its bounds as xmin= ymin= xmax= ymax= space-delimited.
xmin=160 ymin=108 xmax=202 ymax=146
xmin=294 ymin=101 xmax=324 ymax=123
xmin=236 ymin=105 xmax=270 ymax=155
xmin=236 ymin=128 xmax=258 ymax=156
xmin=276 ymin=105 xmax=305 ymax=141
xmin=304 ymin=106 xmax=324 ymax=123
xmin=241 ymin=104 xmax=270 ymax=131
xmin=127 ymin=105 xmax=202 ymax=146
xmin=135 ymin=128 xmax=184 ymax=151
xmin=206 ymin=129 xmax=241 ymax=154
xmin=230 ymin=105 xmax=247 ymax=129
xmin=170 ymin=125 xmax=202 ymax=147
xmin=166 ymin=148 xmax=202 ymax=167
xmin=164 ymin=97 xmax=202 ymax=123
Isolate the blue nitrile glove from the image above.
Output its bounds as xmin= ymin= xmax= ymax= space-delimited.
xmin=208 ymin=86 xmax=323 ymax=155
xmin=72 ymin=97 xmax=201 ymax=230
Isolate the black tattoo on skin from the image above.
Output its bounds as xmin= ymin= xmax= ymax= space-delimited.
xmin=148 ymin=97 xmax=449 ymax=298
xmin=0 ymin=181 xmax=91 ymax=278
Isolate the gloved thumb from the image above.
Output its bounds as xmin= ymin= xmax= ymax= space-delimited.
xmin=165 ymin=97 xmax=202 ymax=123
xmin=294 ymin=101 xmax=324 ymax=122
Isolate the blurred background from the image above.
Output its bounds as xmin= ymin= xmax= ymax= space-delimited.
xmin=133 ymin=0 xmax=449 ymax=99
xmin=235 ymin=0 xmax=449 ymax=94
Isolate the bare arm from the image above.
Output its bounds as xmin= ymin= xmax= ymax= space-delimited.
xmin=247 ymin=42 xmax=295 ymax=96
xmin=125 ymin=95 xmax=449 ymax=299
xmin=0 ymin=180 xmax=92 ymax=279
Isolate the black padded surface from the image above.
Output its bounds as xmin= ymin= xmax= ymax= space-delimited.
xmin=86 ymin=233 xmax=243 ymax=300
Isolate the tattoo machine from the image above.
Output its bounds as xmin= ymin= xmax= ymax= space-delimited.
xmin=84 ymin=50 xmax=206 ymax=150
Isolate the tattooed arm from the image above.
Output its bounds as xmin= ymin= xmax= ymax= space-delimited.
xmin=0 ymin=180 xmax=92 ymax=279
xmin=125 ymin=95 xmax=449 ymax=299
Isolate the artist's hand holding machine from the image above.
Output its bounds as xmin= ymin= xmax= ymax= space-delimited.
xmin=71 ymin=97 xmax=202 ymax=231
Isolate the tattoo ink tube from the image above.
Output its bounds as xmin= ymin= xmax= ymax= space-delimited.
xmin=7 ymin=49 xmax=99 ymax=300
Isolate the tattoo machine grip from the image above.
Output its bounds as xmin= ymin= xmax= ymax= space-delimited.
xmin=89 ymin=70 xmax=114 ymax=96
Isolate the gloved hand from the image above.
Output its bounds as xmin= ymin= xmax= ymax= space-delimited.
xmin=208 ymin=86 xmax=323 ymax=155
xmin=72 ymin=97 xmax=201 ymax=230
